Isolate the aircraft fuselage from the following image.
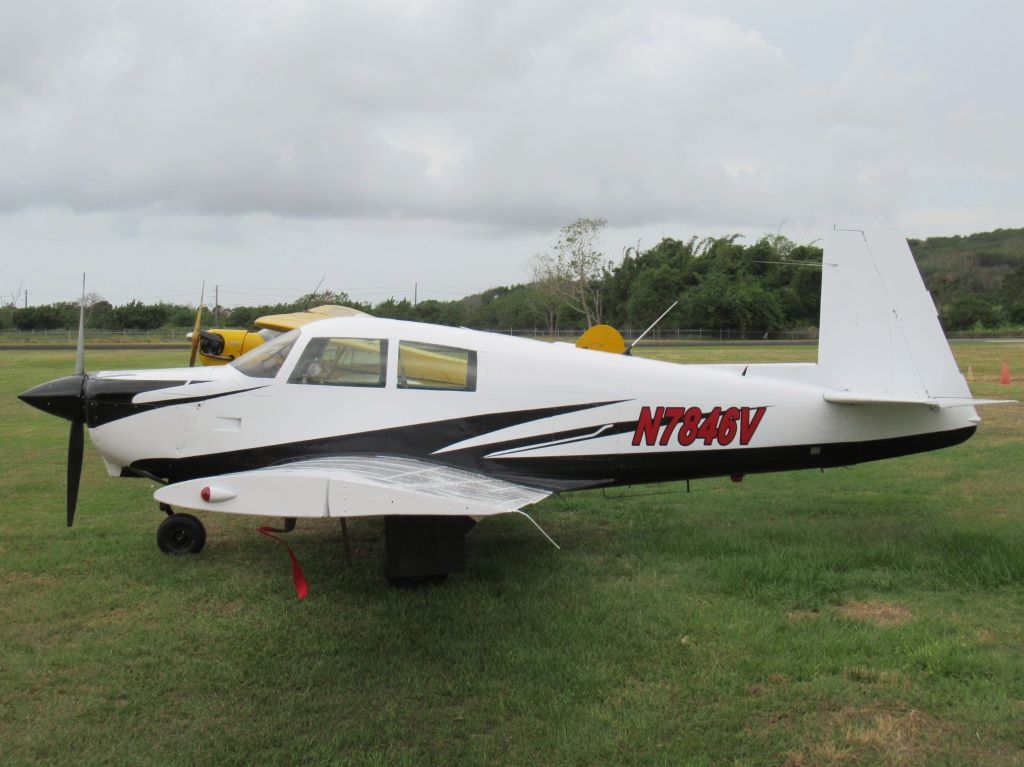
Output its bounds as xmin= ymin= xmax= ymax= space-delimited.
xmin=58 ymin=317 xmax=976 ymax=493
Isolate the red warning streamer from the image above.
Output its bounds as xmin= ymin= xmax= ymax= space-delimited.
xmin=257 ymin=526 xmax=309 ymax=600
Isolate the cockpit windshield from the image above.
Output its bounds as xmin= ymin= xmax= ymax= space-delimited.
xmin=231 ymin=329 xmax=300 ymax=379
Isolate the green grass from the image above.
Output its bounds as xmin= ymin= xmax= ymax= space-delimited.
xmin=1 ymin=344 xmax=1023 ymax=766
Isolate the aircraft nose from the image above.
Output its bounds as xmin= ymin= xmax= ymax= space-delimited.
xmin=18 ymin=374 xmax=87 ymax=421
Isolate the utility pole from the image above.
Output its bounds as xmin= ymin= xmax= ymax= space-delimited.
xmin=414 ymin=282 xmax=418 ymax=306
xmin=24 ymin=290 xmax=27 ymax=308
xmin=214 ymin=285 xmax=219 ymax=325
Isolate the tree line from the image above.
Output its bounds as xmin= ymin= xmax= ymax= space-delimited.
xmin=3 ymin=220 xmax=1022 ymax=334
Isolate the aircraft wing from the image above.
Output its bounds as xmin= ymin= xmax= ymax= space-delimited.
xmin=255 ymin=304 xmax=369 ymax=332
xmin=153 ymin=455 xmax=550 ymax=519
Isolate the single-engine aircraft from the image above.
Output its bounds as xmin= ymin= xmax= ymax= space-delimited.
xmin=19 ymin=228 xmax=1012 ymax=590
xmin=189 ymin=303 xmax=369 ymax=366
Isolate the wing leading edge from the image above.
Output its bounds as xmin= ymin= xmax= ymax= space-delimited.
xmin=153 ymin=455 xmax=551 ymax=519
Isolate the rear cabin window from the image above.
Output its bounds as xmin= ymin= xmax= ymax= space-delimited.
xmin=289 ymin=338 xmax=388 ymax=387
xmin=398 ymin=341 xmax=477 ymax=391
xmin=231 ymin=329 xmax=300 ymax=379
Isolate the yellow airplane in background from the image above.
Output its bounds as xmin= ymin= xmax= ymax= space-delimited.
xmin=188 ymin=305 xmax=369 ymax=366
xmin=188 ymin=302 xmax=628 ymax=372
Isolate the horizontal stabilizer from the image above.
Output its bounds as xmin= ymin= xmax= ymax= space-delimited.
xmin=824 ymin=391 xmax=1016 ymax=408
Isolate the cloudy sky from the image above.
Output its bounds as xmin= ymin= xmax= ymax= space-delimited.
xmin=2 ymin=0 xmax=1021 ymax=307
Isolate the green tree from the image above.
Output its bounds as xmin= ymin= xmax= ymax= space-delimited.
xmin=86 ymin=300 xmax=113 ymax=328
xmin=374 ymin=298 xmax=415 ymax=321
xmin=12 ymin=302 xmax=79 ymax=330
xmin=941 ymin=293 xmax=1000 ymax=330
xmin=109 ymin=300 xmax=169 ymax=330
xmin=532 ymin=217 xmax=611 ymax=326
xmin=626 ymin=264 xmax=681 ymax=329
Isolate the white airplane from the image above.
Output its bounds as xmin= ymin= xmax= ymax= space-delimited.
xmin=19 ymin=228 xmax=1010 ymax=590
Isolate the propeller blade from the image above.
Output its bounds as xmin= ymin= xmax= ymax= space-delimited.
xmin=74 ymin=274 xmax=86 ymax=375
xmin=68 ymin=274 xmax=88 ymax=526
xmin=67 ymin=419 xmax=84 ymax=527
xmin=189 ymin=283 xmax=205 ymax=367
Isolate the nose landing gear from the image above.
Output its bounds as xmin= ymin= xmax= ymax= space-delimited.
xmin=157 ymin=507 xmax=206 ymax=555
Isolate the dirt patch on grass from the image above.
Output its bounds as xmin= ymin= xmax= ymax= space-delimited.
xmin=837 ymin=600 xmax=912 ymax=627
xmin=784 ymin=703 xmax=955 ymax=766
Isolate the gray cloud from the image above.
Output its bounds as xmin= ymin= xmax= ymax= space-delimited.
xmin=1 ymin=1 xmax=1021 ymax=304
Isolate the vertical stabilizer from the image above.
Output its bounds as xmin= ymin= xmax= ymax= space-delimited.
xmin=818 ymin=227 xmax=969 ymax=399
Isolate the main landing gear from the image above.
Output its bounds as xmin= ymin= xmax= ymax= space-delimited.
xmin=157 ymin=503 xmax=206 ymax=555
xmin=153 ymin=504 xmax=476 ymax=589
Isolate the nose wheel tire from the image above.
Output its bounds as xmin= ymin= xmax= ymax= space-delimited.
xmin=157 ymin=513 xmax=206 ymax=555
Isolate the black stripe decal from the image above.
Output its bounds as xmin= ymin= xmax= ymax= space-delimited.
xmin=84 ymin=379 xmax=266 ymax=427
xmin=128 ymin=400 xmax=627 ymax=483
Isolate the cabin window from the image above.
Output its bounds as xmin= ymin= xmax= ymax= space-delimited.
xmin=397 ymin=341 xmax=477 ymax=391
xmin=231 ymin=329 xmax=300 ymax=379
xmin=288 ymin=337 xmax=388 ymax=387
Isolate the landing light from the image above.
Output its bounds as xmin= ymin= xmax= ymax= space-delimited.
xmin=200 ymin=486 xmax=236 ymax=503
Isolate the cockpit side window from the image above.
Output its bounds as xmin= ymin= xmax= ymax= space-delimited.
xmin=397 ymin=341 xmax=477 ymax=391
xmin=231 ymin=329 xmax=300 ymax=379
xmin=288 ymin=338 xmax=388 ymax=387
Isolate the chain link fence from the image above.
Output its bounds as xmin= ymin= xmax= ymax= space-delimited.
xmin=0 ymin=328 xmax=192 ymax=344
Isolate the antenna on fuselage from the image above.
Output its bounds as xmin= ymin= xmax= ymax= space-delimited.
xmin=624 ymin=301 xmax=678 ymax=356
xmin=753 ymin=260 xmax=822 ymax=269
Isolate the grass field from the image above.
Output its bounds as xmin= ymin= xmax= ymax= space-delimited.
xmin=1 ymin=343 xmax=1022 ymax=766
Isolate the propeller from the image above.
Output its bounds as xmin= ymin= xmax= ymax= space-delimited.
xmin=189 ymin=282 xmax=205 ymax=367
xmin=17 ymin=275 xmax=90 ymax=526
xmin=67 ymin=274 xmax=87 ymax=526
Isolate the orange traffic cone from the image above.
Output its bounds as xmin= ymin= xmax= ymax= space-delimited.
xmin=966 ymin=365 xmax=974 ymax=382
xmin=1000 ymin=361 xmax=1011 ymax=385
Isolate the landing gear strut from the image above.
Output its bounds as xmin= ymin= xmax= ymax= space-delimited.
xmin=157 ymin=512 xmax=206 ymax=555
xmin=384 ymin=515 xmax=475 ymax=588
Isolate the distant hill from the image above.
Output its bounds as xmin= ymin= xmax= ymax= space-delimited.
xmin=909 ymin=227 xmax=1024 ymax=298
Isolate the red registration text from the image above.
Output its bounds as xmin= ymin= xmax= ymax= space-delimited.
xmin=632 ymin=406 xmax=766 ymax=447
